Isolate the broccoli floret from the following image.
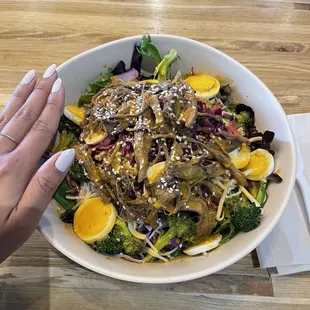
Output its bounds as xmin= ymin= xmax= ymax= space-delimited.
xmin=145 ymin=214 xmax=196 ymax=262
xmin=93 ymin=228 xmax=123 ymax=255
xmin=231 ymin=201 xmax=262 ymax=233
xmin=93 ymin=219 xmax=144 ymax=257
xmin=224 ymin=195 xmax=243 ymax=209
xmin=123 ymin=238 xmax=144 ymax=256
xmin=155 ymin=214 xmax=195 ymax=252
xmin=115 ymin=218 xmax=144 ymax=256
xmin=235 ymin=111 xmax=252 ymax=131
xmin=225 ymin=195 xmax=262 ymax=232
xmin=68 ymin=162 xmax=88 ymax=184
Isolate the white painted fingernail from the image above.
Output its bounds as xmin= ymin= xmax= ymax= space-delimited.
xmin=43 ymin=64 xmax=57 ymax=78
xmin=21 ymin=69 xmax=36 ymax=85
xmin=51 ymin=78 xmax=62 ymax=93
xmin=55 ymin=149 xmax=75 ymax=173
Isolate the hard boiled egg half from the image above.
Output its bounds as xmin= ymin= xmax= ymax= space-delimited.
xmin=184 ymin=74 xmax=220 ymax=100
xmin=229 ymin=143 xmax=251 ymax=169
xmin=242 ymin=148 xmax=274 ymax=181
xmin=73 ymin=197 xmax=117 ymax=244
xmin=183 ymin=234 xmax=222 ymax=256
xmin=64 ymin=105 xmax=86 ymax=127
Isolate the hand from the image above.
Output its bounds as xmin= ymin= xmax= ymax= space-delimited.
xmin=0 ymin=65 xmax=75 ymax=263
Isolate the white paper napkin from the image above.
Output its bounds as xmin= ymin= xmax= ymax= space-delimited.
xmin=256 ymin=113 xmax=310 ymax=276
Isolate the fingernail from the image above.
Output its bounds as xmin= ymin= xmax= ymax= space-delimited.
xmin=51 ymin=78 xmax=62 ymax=93
xmin=43 ymin=64 xmax=57 ymax=78
xmin=55 ymin=149 xmax=75 ymax=173
xmin=21 ymin=69 xmax=36 ymax=85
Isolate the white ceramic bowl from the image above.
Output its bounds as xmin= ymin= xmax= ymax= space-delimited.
xmin=38 ymin=35 xmax=296 ymax=283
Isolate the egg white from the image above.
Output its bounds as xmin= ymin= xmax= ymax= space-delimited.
xmin=183 ymin=234 xmax=222 ymax=256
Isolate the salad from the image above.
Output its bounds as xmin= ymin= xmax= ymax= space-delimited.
xmin=51 ymin=35 xmax=282 ymax=263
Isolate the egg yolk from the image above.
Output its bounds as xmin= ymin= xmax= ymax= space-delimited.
xmin=185 ymin=74 xmax=219 ymax=92
xmin=229 ymin=143 xmax=251 ymax=169
xmin=244 ymin=149 xmax=270 ymax=176
xmin=66 ymin=105 xmax=86 ymax=122
xmin=73 ymin=197 xmax=115 ymax=243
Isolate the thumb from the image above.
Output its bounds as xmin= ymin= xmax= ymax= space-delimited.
xmin=16 ymin=149 xmax=75 ymax=226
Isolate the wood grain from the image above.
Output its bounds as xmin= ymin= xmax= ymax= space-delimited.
xmin=0 ymin=232 xmax=273 ymax=297
xmin=1 ymin=0 xmax=310 ymax=309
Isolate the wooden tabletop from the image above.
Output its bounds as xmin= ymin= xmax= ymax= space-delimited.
xmin=1 ymin=0 xmax=310 ymax=309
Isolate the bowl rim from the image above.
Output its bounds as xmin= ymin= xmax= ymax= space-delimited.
xmin=39 ymin=34 xmax=297 ymax=283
